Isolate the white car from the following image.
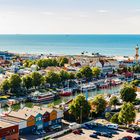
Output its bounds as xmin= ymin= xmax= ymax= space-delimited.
xmin=107 ymin=124 xmax=118 ymax=129
xmin=50 ymin=124 xmax=62 ymax=131
xmin=69 ymin=122 xmax=80 ymax=129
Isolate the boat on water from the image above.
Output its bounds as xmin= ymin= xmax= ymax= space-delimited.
xmin=112 ymin=78 xmax=122 ymax=85
xmin=80 ymin=82 xmax=96 ymax=91
xmin=30 ymin=91 xmax=54 ymax=103
xmin=59 ymin=88 xmax=72 ymax=96
xmin=99 ymin=82 xmax=109 ymax=89
xmin=104 ymin=78 xmax=122 ymax=86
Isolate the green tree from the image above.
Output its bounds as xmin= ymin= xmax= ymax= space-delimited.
xmin=122 ymin=67 xmax=128 ymax=73
xmin=92 ymin=67 xmax=101 ymax=78
xmin=76 ymin=72 xmax=83 ymax=79
xmin=37 ymin=58 xmax=58 ymax=68
xmin=0 ymin=79 xmax=10 ymax=94
xmin=112 ymin=69 xmax=116 ymax=74
xmin=0 ymin=66 xmax=4 ymax=73
xmin=59 ymin=70 xmax=69 ymax=82
xmin=109 ymin=96 xmax=119 ymax=110
xmin=46 ymin=59 xmax=52 ymax=66
xmin=105 ymin=112 xmax=112 ymax=121
xmin=23 ymin=60 xmax=30 ymax=67
xmin=69 ymin=72 xmax=75 ymax=80
xmin=80 ymin=66 xmax=93 ymax=80
xmin=58 ymin=57 xmax=69 ymax=66
xmin=118 ymin=102 xmax=136 ymax=126
xmin=133 ymin=65 xmax=140 ymax=73
xmin=130 ymin=80 xmax=140 ymax=86
xmin=37 ymin=59 xmax=44 ymax=68
xmin=110 ymin=113 xmax=119 ymax=124
xmin=69 ymin=94 xmax=90 ymax=123
xmin=23 ymin=60 xmax=35 ymax=67
xmin=9 ymin=74 xmax=21 ymax=94
xmin=128 ymin=67 xmax=132 ymax=72
xmin=120 ymin=84 xmax=137 ymax=102
xmin=51 ymin=58 xmax=58 ymax=66
xmin=46 ymin=71 xmax=61 ymax=87
xmin=22 ymin=75 xmax=33 ymax=90
xmin=90 ymin=95 xmax=106 ymax=115
xmin=31 ymin=72 xmax=43 ymax=88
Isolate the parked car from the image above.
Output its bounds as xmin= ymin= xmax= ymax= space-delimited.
xmin=73 ymin=129 xmax=81 ymax=135
xmin=101 ymin=132 xmax=112 ymax=138
xmin=78 ymin=129 xmax=84 ymax=133
xmin=126 ymin=129 xmax=135 ymax=133
xmin=82 ymin=125 xmax=90 ymax=129
xmin=32 ymin=129 xmax=41 ymax=135
xmin=83 ymin=124 xmax=92 ymax=129
xmin=93 ymin=131 xmax=102 ymax=136
xmin=84 ymin=123 xmax=96 ymax=129
xmin=39 ymin=130 xmax=46 ymax=134
xmin=50 ymin=124 xmax=62 ymax=131
xmin=89 ymin=134 xmax=98 ymax=138
xmin=121 ymin=136 xmax=133 ymax=140
xmin=45 ymin=127 xmax=50 ymax=132
xmin=134 ymin=136 xmax=140 ymax=140
xmin=107 ymin=132 xmax=113 ymax=136
xmin=69 ymin=122 xmax=79 ymax=129
xmin=33 ymin=130 xmax=41 ymax=135
xmin=128 ymin=124 xmax=139 ymax=130
xmin=107 ymin=123 xmax=118 ymax=129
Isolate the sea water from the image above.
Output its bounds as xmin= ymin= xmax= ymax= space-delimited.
xmin=0 ymin=34 xmax=139 ymax=56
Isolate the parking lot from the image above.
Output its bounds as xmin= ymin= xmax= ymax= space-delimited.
xmin=57 ymin=126 xmax=140 ymax=140
xmin=20 ymin=120 xmax=140 ymax=140
xmin=20 ymin=124 xmax=69 ymax=140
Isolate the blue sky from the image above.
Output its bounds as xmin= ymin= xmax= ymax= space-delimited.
xmin=0 ymin=0 xmax=140 ymax=34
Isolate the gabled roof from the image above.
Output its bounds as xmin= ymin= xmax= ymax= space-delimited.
xmin=22 ymin=106 xmax=56 ymax=114
xmin=8 ymin=111 xmax=32 ymax=120
xmin=8 ymin=106 xmax=59 ymax=120
xmin=44 ymin=108 xmax=56 ymax=113
xmin=0 ymin=121 xmax=14 ymax=128
xmin=1 ymin=116 xmax=25 ymax=123
xmin=32 ymin=106 xmax=49 ymax=115
xmin=18 ymin=108 xmax=40 ymax=117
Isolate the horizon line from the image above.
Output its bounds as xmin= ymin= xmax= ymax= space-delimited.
xmin=0 ymin=33 xmax=140 ymax=35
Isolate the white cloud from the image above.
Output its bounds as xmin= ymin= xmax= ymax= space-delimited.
xmin=40 ymin=11 xmax=54 ymax=15
xmin=123 ymin=15 xmax=140 ymax=25
xmin=7 ymin=11 xmax=16 ymax=15
xmin=135 ymin=9 xmax=140 ymax=12
xmin=97 ymin=10 xmax=109 ymax=14
xmin=0 ymin=8 xmax=140 ymax=34
xmin=79 ymin=14 xmax=88 ymax=18
xmin=58 ymin=16 xmax=72 ymax=20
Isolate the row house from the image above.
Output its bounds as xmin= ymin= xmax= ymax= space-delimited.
xmin=2 ymin=106 xmax=63 ymax=135
xmin=0 ymin=121 xmax=19 ymax=140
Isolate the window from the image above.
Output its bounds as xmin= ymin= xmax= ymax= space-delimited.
xmin=58 ymin=119 xmax=61 ymax=122
xmin=38 ymin=117 xmax=41 ymax=121
xmin=48 ymin=121 xmax=51 ymax=125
